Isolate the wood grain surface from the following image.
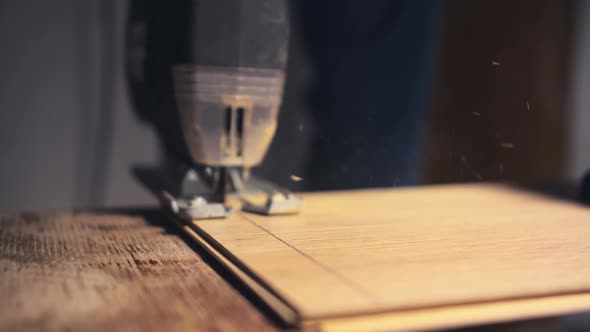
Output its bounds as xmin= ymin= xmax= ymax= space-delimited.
xmin=0 ymin=210 xmax=276 ymax=332
xmin=191 ymin=184 xmax=590 ymax=331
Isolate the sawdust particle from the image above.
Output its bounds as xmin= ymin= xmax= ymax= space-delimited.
xmin=290 ymin=175 xmax=303 ymax=182
xmin=52 ymin=256 xmax=65 ymax=264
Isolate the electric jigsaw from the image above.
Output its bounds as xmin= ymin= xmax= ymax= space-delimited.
xmin=132 ymin=0 xmax=302 ymax=220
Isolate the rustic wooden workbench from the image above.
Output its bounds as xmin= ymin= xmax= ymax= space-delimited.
xmin=0 ymin=210 xmax=277 ymax=332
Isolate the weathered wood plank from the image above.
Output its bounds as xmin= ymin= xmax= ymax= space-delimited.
xmin=0 ymin=210 xmax=276 ymax=332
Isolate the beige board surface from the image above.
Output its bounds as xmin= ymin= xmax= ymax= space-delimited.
xmin=191 ymin=183 xmax=590 ymax=330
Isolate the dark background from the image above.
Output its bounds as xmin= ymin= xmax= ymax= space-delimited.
xmin=0 ymin=0 xmax=588 ymax=211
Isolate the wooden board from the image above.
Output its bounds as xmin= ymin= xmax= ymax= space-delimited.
xmin=0 ymin=210 xmax=276 ymax=332
xmin=189 ymin=183 xmax=590 ymax=331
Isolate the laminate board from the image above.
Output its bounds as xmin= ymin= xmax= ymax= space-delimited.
xmin=190 ymin=183 xmax=590 ymax=331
